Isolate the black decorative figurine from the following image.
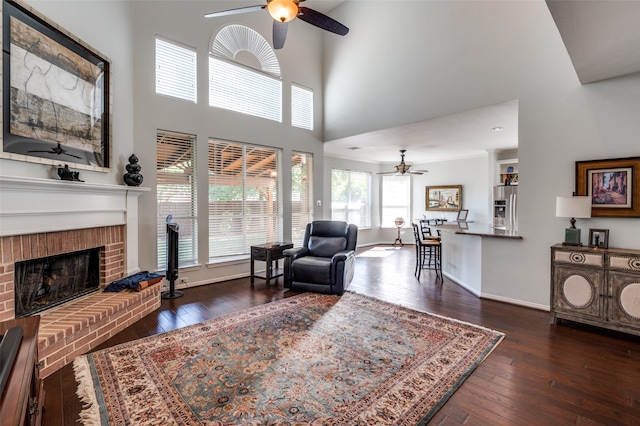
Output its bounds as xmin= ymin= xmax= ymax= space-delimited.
xmin=123 ymin=154 xmax=143 ymax=186
xmin=57 ymin=164 xmax=83 ymax=182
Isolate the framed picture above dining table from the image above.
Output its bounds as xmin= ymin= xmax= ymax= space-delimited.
xmin=426 ymin=185 xmax=462 ymax=212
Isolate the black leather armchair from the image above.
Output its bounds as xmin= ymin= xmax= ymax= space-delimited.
xmin=283 ymin=220 xmax=358 ymax=295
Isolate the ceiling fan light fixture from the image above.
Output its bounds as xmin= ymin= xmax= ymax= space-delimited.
xmin=267 ymin=0 xmax=298 ymax=23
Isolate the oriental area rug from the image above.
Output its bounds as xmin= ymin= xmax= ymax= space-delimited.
xmin=74 ymin=292 xmax=504 ymax=425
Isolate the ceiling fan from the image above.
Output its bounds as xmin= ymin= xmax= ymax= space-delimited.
xmin=28 ymin=142 xmax=82 ymax=159
xmin=204 ymin=0 xmax=349 ymax=49
xmin=377 ymin=150 xmax=429 ymax=176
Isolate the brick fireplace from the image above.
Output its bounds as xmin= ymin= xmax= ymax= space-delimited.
xmin=0 ymin=176 xmax=159 ymax=377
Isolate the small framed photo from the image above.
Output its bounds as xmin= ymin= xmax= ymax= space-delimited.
xmin=456 ymin=209 xmax=469 ymax=222
xmin=588 ymin=228 xmax=609 ymax=249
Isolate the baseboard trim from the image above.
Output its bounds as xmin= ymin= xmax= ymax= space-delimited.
xmin=480 ymin=293 xmax=549 ymax=311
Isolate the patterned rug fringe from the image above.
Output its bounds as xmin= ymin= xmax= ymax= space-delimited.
xmin=74 ymin=356 xmax=101 ymax=426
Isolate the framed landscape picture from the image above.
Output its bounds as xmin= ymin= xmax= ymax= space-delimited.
xmin=426 ymin=185 xmax=462 ymax=212
xmin=1 ymin=0 xmax=111 ymax=170
xmin=575 ymin=157 xmax=640 ymax=217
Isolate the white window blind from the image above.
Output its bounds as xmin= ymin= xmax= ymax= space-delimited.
xmin=291 ymin=152 xmax=314 ymax=246
xmin=155 ymin=37 xmax=197 ymax=103
xmin=291 ymin=84 xmax=313 ymax=130
xmin=208 ymin=140 xmax=283 ymax=258
xmin=157 ymin=130 xmax=198 ymax=270
xmin=381 ymin=175 xmax=411 ymax=228
xmin=209 ymin=57 xmax=282 ymax=122
xmin=330 ymin=169 xmax=371 ymax=228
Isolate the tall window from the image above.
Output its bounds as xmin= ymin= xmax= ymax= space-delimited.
xmin=157 ymin=130 xmax=198 ymax=270
xmin=381 ymin=175 xmax=411 ymax=227
xmin=292 ymin=152 xmax=314 ymax=246
xmin=291 ymin=84 xmax=313 ymax=130
xmin=209 ymin=25 xmax=282 ymax=122
xmin=208 ymin=140 xmax=283 ymax=259
xmin=331 ymin=169 xmax=371 ymax=228
xmin=155 ymin=37 xmax=197 ymax=102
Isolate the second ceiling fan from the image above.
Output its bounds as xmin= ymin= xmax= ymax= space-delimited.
xmin=378 ymin=150 xmax=429 ymax=176
xmin=204 ymin=0 xmax=349 ymax=49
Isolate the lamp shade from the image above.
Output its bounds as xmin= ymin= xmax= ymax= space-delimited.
xmin=267 ymin=0 xmax=298 ymax=22
xmin=555 ymin=196 xmax=591 ymax=218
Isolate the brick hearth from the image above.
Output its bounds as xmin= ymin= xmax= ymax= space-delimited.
xmin=0 ymin=226 xmax=161 ymax=377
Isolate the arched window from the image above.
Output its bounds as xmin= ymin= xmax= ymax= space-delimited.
xmin=209 ymin=25 xmax=282 ymax=122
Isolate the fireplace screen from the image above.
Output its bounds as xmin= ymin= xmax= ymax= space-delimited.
xmin=14 ymin=248 xmax=101 ymax=318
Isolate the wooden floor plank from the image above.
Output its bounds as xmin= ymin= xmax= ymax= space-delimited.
xmin=42 ymin=245 xmax=640 ymax=424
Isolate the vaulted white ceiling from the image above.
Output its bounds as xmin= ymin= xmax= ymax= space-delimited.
xmin=323 ymin=0 xmax=640 ymax=165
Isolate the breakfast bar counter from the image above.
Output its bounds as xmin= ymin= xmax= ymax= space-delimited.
xmin=435 ymin=222 xmax=522 ymax=239
xmin=425 ymin=222 xmax=522 ymax=297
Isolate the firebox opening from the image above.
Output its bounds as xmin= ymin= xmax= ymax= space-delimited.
xmin=14 ymin=247 xmax=102 ymax=318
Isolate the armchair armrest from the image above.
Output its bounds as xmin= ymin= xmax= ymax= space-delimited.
xmin=332 ymin=250 xmax=355 ymax=263
xmin=283 ymin=247 xmax=309 ymax=261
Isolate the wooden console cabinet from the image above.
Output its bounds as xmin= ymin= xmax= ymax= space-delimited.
xmin=0 ymin=315 xmax=44 ymax=426
xmin=550 ymin=244 xmax=640 ymax=336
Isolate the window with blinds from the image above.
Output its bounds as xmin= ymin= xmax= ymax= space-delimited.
xmin=157 ymin=130 xmax=198 ymax=270
xmin=330 ymin=169 xmax=372 ymax=228
xmin=381 ymin=175 xmax=411 ymax=228
xmin=209 ymin=57 xmax=282 ymax=122
xmin=209 ymin=25 xmax=282 ymax=123
xmin=291 ymin=152 xmax=314 ymax=246
xmin=208 ymin=140 xmax=283 ymax=259
xmin=291 ymin=84 xmax=313 ymax=130
xmin=155 ymin=37 xmax=197 ymax=103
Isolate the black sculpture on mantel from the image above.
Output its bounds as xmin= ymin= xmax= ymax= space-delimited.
xmin=123 ymin=154 xmax=143 ymax=186
xmin=57 ymin=164 xmax=83 ymax=182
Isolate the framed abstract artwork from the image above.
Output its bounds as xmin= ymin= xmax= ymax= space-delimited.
xmin=575 ymin=157 xmax=640 ymax=217
xmin=1 ymin=0 xmax=111 ymax=170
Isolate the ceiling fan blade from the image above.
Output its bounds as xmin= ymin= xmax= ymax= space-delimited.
xmin=407 ymin=171 xmax=425 ymax=175
xmin=273 ymin=21 xmax=288 ymax=49
xmin=376 ymin=171 xmax=397 ymax=175
xmin=297 ymin=7 xmax=349 ymax=36
xmin=204 ymin=5 xmax=265 ymax=19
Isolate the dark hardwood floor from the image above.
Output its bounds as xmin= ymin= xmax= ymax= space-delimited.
xmin=43 ymin=245 xmax=640 ymax=425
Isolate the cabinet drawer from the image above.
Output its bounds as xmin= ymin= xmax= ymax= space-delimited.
xmin=554 ymin=250 xmax=604 ymax=267
xmin=609 ymin=255 xmax=640 ymax=273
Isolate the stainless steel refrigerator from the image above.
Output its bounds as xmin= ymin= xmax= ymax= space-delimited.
xmin=493 ymin=186 xmax=518 ymax=230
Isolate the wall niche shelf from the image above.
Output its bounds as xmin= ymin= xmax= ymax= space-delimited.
xmin=497 ymin=158 xmax=518 ymax=186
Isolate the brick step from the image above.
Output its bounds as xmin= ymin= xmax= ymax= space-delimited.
xmin=37 ymin=285 xmax=161 ymax=378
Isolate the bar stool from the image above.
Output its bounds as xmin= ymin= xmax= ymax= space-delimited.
xmin=412 ymin=223 xmax=442 ymax=280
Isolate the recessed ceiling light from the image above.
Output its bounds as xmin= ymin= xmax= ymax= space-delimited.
xmin=492 ymin=127 xmax=504 ymax=132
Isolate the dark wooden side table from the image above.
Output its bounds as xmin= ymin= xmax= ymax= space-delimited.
xmin=0 ymin=315 xmax=44 ymax=426
xmin=250 ymin=242 xmax=294 ymax=286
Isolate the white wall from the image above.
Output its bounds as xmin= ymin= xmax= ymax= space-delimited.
xmin=325 ymin=1 xmax=640 ymax=308
xmin=412 ymin=156 xmax=490 ymax=224
xmin=130 ymin=1 xmax=327 ymax=286
xmin=3 ymin=0 xmax=134 ymax=185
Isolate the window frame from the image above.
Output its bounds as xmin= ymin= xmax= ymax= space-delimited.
xmin=381 ymin=175 xmax=411 ymax=228
xmin=208 ymin=139 xmax=284 ymax=260
xmin=156 ymin=130 xmax=198 ymax=271
xmin=155 ymin=36 xmax=197 ymax=103
xmin=330 ymin=169 xmax=372 ymax=229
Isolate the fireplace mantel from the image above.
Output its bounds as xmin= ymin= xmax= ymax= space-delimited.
xmin=0 ymin=175 xmax=149 ymax=274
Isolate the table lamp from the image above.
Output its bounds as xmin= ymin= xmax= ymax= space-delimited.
xmin=556 ymin=195 xmax=591 ymax=246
